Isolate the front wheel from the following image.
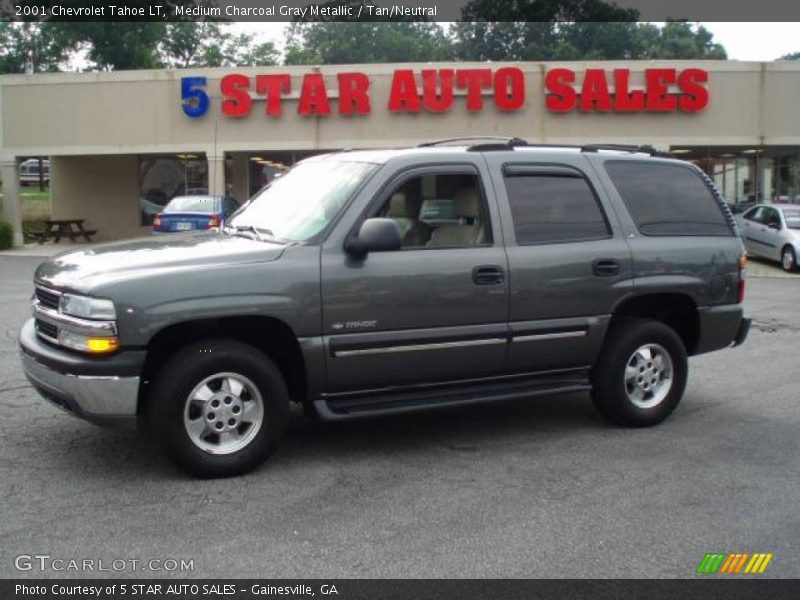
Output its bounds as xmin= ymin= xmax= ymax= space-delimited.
xmin=592 ymin=319 xmax=688 ymax=427
xmin=781 ymin=246 xmax=797 ymax=272
xmin=149 ymin=339 xmax=290 ymax=478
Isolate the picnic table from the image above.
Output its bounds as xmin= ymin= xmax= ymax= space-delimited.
xmin=31 ymin=219 xmax=97 ymax=244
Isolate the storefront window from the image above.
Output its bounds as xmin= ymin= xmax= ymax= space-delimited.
xmin=139 ymin=154 xmax=208 ymax=225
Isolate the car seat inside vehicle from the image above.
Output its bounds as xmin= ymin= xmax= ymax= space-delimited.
xmin=425 ymin=187 xmax=485 ymax=247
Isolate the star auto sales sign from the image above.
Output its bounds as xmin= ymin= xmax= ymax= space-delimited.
xmin=180 ymin=67 xmax=709 ymax=118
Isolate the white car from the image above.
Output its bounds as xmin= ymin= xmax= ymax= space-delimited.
xmin=737 ymin=203 xmax=800 ymax=272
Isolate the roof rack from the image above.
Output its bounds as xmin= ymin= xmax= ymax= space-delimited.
xmin=580 ymin=144 xmax=673 ymax=158
xmin=418 ymin=136 xmax=528 ymax=148
xmin=416 ymin=138 xmax=674 ymax=157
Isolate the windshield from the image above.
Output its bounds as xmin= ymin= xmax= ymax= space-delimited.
xmin=164 ymin=196 xmax=220 ymax=213
xmin=783 ymin=209 xmax=800 ymax=229
xmin=228 ymin=160 xmax=377 ymax=242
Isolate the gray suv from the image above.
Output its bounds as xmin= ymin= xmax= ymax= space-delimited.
xmin=19 ymin=140 xmax=751 ymax=477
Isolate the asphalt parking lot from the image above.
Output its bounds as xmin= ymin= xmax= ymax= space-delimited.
xmin=0 ymin=254 xmax=798 ymax=579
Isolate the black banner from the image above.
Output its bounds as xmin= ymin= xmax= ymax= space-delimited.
xmin=4 ymin=0 xmax=800 ymax=22
xmin=4 ymin=580 xmax=800 ymax=600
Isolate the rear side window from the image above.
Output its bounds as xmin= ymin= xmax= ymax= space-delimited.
xmin=503 ymin=168 xmax=610 ymax=245
xmin=605 ymin=161 xmax=732 ymax=236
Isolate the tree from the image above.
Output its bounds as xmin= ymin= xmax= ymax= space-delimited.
xmin=779 ymin=52 xmax=800 ymax=60
xmin=162 ymin=23 xmax=279 ymax=68
xmin=0 ymin=22 xmax=78 ymax=74
xmin=450 ymin=0 xmax=638 ymax=61
xmin=638 ymin=21 xmax=726 ymax=60
xmin=284 ymin=21 xmax=454 ymax=65
xmin=64 ymin=22 xmax=167 ymax=70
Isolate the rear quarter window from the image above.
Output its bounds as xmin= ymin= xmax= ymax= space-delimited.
xmin=605 ymin=161 xmax=733 ymax=236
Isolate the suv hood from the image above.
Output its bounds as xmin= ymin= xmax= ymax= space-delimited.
xmin=35 ymin=232 xmax=288 ymax=294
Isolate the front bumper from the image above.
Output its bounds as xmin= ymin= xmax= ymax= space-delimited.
xmin=19 ymin=319 xmax=143 ymax=427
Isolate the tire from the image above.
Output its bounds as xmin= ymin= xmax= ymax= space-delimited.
xmin=149 ymin=339 xmax=290 ymax=478
xmin=591 ymin=318 xmax=688 ymax=427
xmin=781 ymin=246 xmax=797 ymax=273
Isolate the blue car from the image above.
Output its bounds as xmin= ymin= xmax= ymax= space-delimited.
xmin=153 ymin=195 xmax=240 ymax=234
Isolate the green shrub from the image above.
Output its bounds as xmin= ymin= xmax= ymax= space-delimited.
xmin=0 ymin=220 xmax=13 ymax=250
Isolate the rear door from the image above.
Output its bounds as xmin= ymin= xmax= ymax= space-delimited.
xmin=760 ymin=207 xmax=785 ymax=261
xmin=320 ymin=160 xmax=509 ymax=393
xmin=485 ymin=154 xmax=633 ymax=373
xmin=740 ymin=206 xmax=770 ymax=257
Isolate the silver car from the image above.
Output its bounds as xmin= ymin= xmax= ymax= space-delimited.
xmin=737 ymin=204 xmax=800 ymax=272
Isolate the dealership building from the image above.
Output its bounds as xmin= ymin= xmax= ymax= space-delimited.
xmin=1 ymin=59 xmax=799 ymax=245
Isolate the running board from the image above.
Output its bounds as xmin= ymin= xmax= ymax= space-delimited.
xmin=314 ymin=370 xmax=591 ymax=421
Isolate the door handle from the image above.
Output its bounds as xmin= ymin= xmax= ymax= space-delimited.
xmin=472 ymin=265 xmax=505 ymax=285
xmin=592 ymin=259 xmax=620 ymax=277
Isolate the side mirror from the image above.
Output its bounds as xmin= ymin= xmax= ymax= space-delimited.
xmin=345 ymin=218 xmax=402 ymax=256
xmin=769 ymin=221 xmax=780 ymax=230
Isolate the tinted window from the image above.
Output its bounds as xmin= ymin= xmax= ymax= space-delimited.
xmin=503 ymin=172 xmax=609 ymax=244
xmin=605 ymin=161 xmax=732 ymax=236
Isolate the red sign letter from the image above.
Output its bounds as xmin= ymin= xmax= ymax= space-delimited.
xmin=338 ymin=72 xmax=371 ymax=115
xmin=545 ymin=68 xmax=576 ymax=112
xmin=255 ymin=74 xmax=290 ymax=117
xmin=456 ymin=69 xmax=492 ymax=111
xmin=612 ymin=69 xmax=645 ymax=112
xmin=580 ymin=69 xmax=612 ymax=112
xmin=388 ymin=70 xmax=421 ymax=112
xmin=220 ymin=74 xmax=252 ymax=118
xmin=422 ymin=69 xmax=455 ymax=113
xmin=645 ymin=69 xmax=678 ymax=112
xmin=494 ymin=67 xmax=525 ymax=111
xmin=678 ymin=68 xmax=709 ymax=112
xmin=298 ymin=73 xmax=331 ymax=116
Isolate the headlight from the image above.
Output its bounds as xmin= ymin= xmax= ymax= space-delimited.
xmin=59 ymin=293 xmax=116 ymax=320
xmin=58 ymin=330 xmax=119 ymax=354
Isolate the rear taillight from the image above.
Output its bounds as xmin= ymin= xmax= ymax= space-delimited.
xmin=152 ymin=214 xmax=161 ymax=230
xmin=738 ymin=252 xmax=747 ymax=303
xmin=208 ymin=215 xmax=221 ymax=228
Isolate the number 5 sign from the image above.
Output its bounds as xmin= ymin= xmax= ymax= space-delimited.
xmin=181 ymin=77 xmax=210 ymax=117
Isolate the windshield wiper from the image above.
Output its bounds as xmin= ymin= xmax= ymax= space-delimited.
xmin=225 ymin=224 xmax=276 ymax=242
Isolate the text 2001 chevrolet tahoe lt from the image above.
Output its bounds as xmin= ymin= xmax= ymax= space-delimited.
xmin=20 ymin=141 xmax=751 ymax=477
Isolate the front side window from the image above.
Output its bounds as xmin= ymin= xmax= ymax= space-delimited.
xmin=605 ymin=161 xmax=732 ymax=237
xmin=228 ymin=160 xmax=377 ymax=243
xmin=503 ymin=169 xmax=609 ymax=245
xmin=764 ymin=208 xmax=781 ymax=229
xmin=374 ymin=172 xmax=491 ymax=248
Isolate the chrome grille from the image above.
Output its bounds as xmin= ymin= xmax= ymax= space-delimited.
xmin=35 ymin=319 xmax=58 ymax=341
xmin=35 ymin=286 xmax=61 ymax=311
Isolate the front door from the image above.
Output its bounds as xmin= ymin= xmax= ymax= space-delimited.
xmin=321 ymin=164 xmax=509 ymax=393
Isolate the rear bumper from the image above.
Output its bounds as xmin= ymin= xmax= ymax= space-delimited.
xmin=732 ymin=315 xmax=752 ymax=347
xmin=694 ymin=304 xmax=750 ymax=355
xmin=19 ymin=319 xmax=142 ymax=428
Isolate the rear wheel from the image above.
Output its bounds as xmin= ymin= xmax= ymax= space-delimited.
xmin=149 ymin=339 xmax=290 ymax=478
xmin=781 ymin=246 xmax=797 ymax=272
xmin=592 ymin=319 xmax=688 ymax=427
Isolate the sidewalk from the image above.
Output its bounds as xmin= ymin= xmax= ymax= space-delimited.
xmin=0 ymin=241 xmax=91 ymax=258
xmin=748 ymin=257 xmax=798 ymax=279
